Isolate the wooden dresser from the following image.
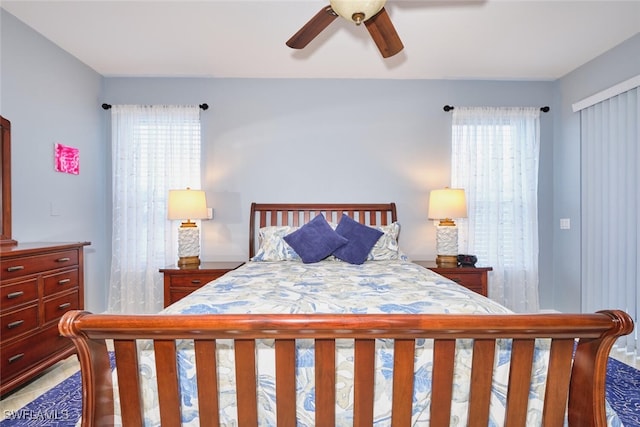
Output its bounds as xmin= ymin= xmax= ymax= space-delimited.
xmin=0 ymin=241 xmax=90 ymax=396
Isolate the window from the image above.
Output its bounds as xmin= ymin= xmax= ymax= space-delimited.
xmin=451 ymin=107 xmax=540 ymax=312
xmin=109 ymin=105 xmax=202 ymax=313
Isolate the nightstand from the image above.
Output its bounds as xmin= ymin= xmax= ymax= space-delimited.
xmin=413 ymin=261 xmax=492 ymax=297
xmin=160 ymin=261 xmax=244 ymax=307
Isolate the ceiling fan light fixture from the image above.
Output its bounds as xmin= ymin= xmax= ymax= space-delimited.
xmin=330 ymin=0 xmax=386 ymax=25
xmin=352 ymin=12 xmax=366 ymax=25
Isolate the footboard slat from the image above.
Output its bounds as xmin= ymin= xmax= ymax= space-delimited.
xmin=431 ymin=339 xmax=456 ymax=425
xmin=391 ymin=339 xmax=416 ymax=426
xmin=153 ymin=340 xmax=181 ymax=425
xmin=194 ymin=340 xmax=220 ymax=426
xmin=235 ymin=339 xmax=258 ymax=426
xmin=505 ymin=339 xmax=536 ymax=426
xmin=468 ymin=339 xmax=496 ymax=426
xmin=275 ymin=339 xmax=296 ymax=426
xmin=354 ymin=339 xmax=376 ymax=427
xmin=113 ymin=339 xmax=144 ymax=427
xmin=315 ymin=339 xmax=336 ymax=427
xmin=59 ymin=310 xmax=633 ymax=427
xmin=542 ymin=339 xmax=575 ymax=425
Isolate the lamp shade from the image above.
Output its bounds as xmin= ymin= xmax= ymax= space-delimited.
xmin=167 ymin=189 xmax=208 ymax=221
xmin=330 ymin=0 xmax=385 ymax=23
xmin=428 ymin=188 xmax=467 ymax=220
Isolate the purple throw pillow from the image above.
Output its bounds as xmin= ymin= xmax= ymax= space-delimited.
xmin=283 ymin=214 xmax=348 ymax=263
xmin=333 ymin=214 xmax=384 ymax=264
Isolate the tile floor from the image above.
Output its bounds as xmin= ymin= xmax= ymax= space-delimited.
xmin=610 ymin=347 xmax=640 ymax=370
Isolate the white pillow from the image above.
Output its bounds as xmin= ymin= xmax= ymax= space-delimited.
xmin=251 ymin=225 xmax=301 ymax=261
xmin=366 ymin=222 xmax=408 ymax=261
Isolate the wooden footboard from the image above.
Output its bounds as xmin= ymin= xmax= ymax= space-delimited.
xmin=59 ymin=310 xmax=633 ymax=427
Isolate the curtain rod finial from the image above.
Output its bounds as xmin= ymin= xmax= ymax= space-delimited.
xmin=443 ymin=105 xmax=454 ymax=112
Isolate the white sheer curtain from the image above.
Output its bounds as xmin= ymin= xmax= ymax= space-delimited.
xmin=109 ymin=105 xmax=202 ymax=314
xmin=451 ymin=107 xmax=540 ymax=313
xmin=581 ymin=87 xmax=639 ymax=357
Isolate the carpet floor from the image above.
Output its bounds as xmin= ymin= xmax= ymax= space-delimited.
xmin=1 ymin=356 xmax=639 ymax=426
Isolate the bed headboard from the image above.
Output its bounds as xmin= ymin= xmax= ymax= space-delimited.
xmin=249 ymin=203 xmax=397 ymax=259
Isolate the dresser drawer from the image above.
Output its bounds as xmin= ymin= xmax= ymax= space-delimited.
xmin=0 ymin=278 xmax=38 ymax=310
xmin=43 ymin=290 xmax=79 ymax=325
xmin=1 ymin=324 xmax=72 ymax=384
xmin=43 ymin=268 xmax=79 ymax=296
xmin=170 ymin=272 xmax=225 ymax=288
xmin=1 ymin=250 xmax=79 ymax=280
xmin=1 ymin=304 xmax=39 ymax=342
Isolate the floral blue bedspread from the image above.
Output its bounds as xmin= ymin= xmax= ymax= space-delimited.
xmin=111 ymin=260 xmax=623 ymax=426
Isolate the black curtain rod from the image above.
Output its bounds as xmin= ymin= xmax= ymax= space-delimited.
xmin=101 ymin=103 xmax=209 ymax=110
xmin=443 ymin=105 xmax=550 ymax=113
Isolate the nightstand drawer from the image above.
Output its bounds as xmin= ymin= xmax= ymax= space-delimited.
xmin=170 ymin=288 xmax=201 ymax=303
xmin=440 ymin=271 xmax=483 ymax=287
xmin=161 ymin=261 xmax=245 ymax=307
xmin=413 ymin=261 xmax=492 ymax=297
xmin=170 ymin=273 xmax=226 ymax=288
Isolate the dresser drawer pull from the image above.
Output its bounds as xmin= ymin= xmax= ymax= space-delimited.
xmin=191 ymin=280 xmax=202 ymax=284
xmin=7 ymin=291 xmax=24 ymax=299
xmin=6 ymin=266 xmax=24 ymax=272
xmin=7 ymin=320 xmax=25 ymax=329
xmin=58 ymin=278 xmax=72 ymax=285
xmin=56 ymin=257 xmax=71 ymax=263
xmin=8 ymin=353 xmax=24 ymax=363
xmin=58 ymin=302 xmax=72 ymax=310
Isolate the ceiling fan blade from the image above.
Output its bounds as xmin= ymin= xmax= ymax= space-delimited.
xmin=364 ymin=7 xmax=404 ymax=58
xmin=286 ymin=6 xmax=338 ymax=49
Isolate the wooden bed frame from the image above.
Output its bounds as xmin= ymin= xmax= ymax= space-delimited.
xmin=248 ymin=202 xmax=397 ymax=258
xmin=59 ymin=203 xmax=634 ymax=426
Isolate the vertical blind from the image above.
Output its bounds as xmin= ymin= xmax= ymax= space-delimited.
xmin=580 ymin=86 xmax=639 ymax=357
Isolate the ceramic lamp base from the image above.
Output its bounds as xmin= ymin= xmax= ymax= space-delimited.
xmin=435 ymin=224 xmax=459 ymax=268
xmin=177 ymin=225 xmax=201 ymax=267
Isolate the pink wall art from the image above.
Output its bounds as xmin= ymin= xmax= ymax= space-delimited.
xmin=54 ymin=143 xmax=80 ymax=175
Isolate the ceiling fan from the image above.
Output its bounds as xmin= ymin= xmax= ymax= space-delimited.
xmin=286 ymin=0 xmax=404 ymax=59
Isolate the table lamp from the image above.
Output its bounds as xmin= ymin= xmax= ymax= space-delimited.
xmin=168 ymin=188 xmax=208 ymax=267
xmin=428 ymin=188 xmax=467 ymax=268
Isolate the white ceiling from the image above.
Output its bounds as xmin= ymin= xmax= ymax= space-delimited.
xmin=3 ymin=0 xmax=639 ymax=80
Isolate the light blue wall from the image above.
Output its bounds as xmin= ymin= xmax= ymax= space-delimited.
xmin=103 ymin=78 xmax=555 ymax=308
xmin=0 ymin=10 xmax=109 ymax=313
xmin=3 ymin=7 xmax=636 ymax=314
xmin=551 ymin=33 xmax=640 ymax=312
